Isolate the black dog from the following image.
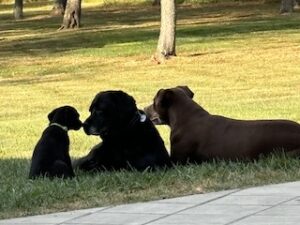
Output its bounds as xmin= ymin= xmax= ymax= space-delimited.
xmin=145 ymin=86 xmax=300 ymax=164
xmin=29 ymin=106 xmax=82 ymax=179
xmin=73 ymin=90 xmax=171 ymax=172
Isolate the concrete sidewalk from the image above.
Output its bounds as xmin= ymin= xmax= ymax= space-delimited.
xmin=2 ymin=181 xmax=300 ymax=225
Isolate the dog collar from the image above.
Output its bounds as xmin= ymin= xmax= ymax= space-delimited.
xmin=128 ymin=111 xmax=147 ymax=128
xmin=139 ymin=112 xmax=146 ymax=123
xmin=50 ymin=123 xmax=68 ymax=131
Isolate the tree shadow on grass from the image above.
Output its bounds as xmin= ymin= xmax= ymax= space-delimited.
xmin=0 ymin=157 xmax=172 ymax=219
xmin=1 ymin=152 xmax=300 ymax=219
xmin=0 ymin=2 xmax=299 ymax=57
xmin=0 ymin=74 xmax=72 ymax=85
xmin=0 ymin=157 xmax=88 ymax=220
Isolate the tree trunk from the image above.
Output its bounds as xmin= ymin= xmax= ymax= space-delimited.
xmin=280 ymin=0 xmax=294 ymax=13
xmin=154 ymin=0 xmax=176 ymax=62
xmin=58 ymin=0 xmax=81 ymax=30
xmin=14 ymin=0 xmax=23 ymax=19
xmin=52 ymin=0 xmax=67 ymax=16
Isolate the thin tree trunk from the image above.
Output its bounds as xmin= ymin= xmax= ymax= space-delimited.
xmin=14 ymin=0 xmax=23 ymax=19
xmin=154 ymin=0 xmax=176 ymax=63
xmin=52 ymin=0 xmax=67 ymax=16
xmin=280 ymin=0 xmax=294 ymax=13
xmin=58 ymin=0 xmax=81 ymax=30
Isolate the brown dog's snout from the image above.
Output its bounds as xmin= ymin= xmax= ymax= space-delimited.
xmin=144 ymin=105 xmax=153 ymax=116
xmin=144 ymin=104 xmax=165 ymax=125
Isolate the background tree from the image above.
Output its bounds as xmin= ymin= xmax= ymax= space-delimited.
xmin=58 ymin=0 xmax=81 ymax=30
xmin=280 ymin=0 xmax=295 ymax=13
xmin=52 ymin=0 xmax=67 ymax=16
xmin=154 ymin=0 xmax=176 ymax=63
xmin=14 ymin=0 xmax=23 ymax=19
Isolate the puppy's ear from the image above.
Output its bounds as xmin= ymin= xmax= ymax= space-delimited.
xmin=177 ymin=86 xmax=194 ymax=98
xmin=47 ymin=108 xmax=58 ymax=122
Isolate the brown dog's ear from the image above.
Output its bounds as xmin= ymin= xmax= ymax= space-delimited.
xmin=48 ymin=108 xmax=58 ymax=122
xmin=177 ymin=86 xmax=194 ymax=98
xmin=159 ymin=89 xmax=174 ymax=108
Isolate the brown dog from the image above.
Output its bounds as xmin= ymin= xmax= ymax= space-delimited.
xmin=144 ymin=86 xmax=300 ymax=164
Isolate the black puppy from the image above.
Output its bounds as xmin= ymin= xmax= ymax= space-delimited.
xmin=29 ymin=106 xmax=82 ymax=179
xmin=73 ymin=90 xmax=171 ymax=172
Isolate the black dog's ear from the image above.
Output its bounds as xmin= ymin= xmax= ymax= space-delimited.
xmin=177 ymin=86 xmax=194 ymax=98
xmin=47 ymin=108 xmax=58 ymax=122
xmin=126 ymin=93 xmax=136 ymax=107
xmin=114 ymin=91 xmax=137 ymax=112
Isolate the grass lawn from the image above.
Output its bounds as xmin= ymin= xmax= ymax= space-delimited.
xmin=1 ymin=0 xmax=300 ymax=219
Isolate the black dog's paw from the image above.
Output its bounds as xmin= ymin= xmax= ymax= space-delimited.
xmin=73 ymin=158 xmax=99 ymax=172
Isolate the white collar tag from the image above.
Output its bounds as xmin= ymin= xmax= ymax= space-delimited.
xmin=139 ymin=113 xmax=147 ymax=123
xmin=50 ymin=123 xmax=68 ymax=131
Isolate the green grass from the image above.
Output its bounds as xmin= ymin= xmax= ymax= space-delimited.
xmin=1 ymin=0 xmax=300 ymax=219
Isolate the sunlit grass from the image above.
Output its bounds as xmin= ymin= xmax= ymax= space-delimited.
xmin=0 ymin=0 xmax=300 ymax=219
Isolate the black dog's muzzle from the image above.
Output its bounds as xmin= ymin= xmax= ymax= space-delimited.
xmin=83 ymin=121 xmax=101 ymax=135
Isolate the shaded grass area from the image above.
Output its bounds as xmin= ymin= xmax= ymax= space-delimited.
xmin=1 ymin=0 xmax=300 ymax=220
xmin=2 ymin=153 xmax=300 ymax=219
xmin=2 ymin=2 xmax=299 ymax=57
